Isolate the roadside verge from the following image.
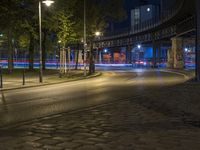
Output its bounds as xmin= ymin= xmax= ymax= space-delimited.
xmin=1 ymin=72 xmax=102 ymax=91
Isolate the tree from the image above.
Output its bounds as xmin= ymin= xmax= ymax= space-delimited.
xmin=0 ymin=0 xmax=38 ymax=72
xmin=0 ymin=0 xmax=125 ymax=74
xmin=83 ymin=0 xmax=126 ymax=74
xmin=21 ymin=12 xmax=39 ymax=71
xmin=0 ymin=0 xmax=22 ymax=73
xmin=50 ymin=10 xmax=78 ymax=74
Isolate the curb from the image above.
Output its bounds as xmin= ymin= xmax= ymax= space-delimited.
xmin=1 ymin=72 xmax=102 ymax=92
xmin=159 ymin=69 xmax=194 ymax=80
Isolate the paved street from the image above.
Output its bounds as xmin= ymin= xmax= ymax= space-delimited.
xmin=0 ymin=68 xmax=187 ymax=126
xmin=0 ymin=68 xmax=199 ymax=150
xmin=1 ymin=96 xmax=200 ymax=150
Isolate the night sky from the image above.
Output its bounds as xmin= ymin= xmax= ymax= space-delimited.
xmin=112 ymin=0 xmax=167 ymax=31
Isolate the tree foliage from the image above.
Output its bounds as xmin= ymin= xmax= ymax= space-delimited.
xmin=51 ymin=11 xmax=77 ymax=47
xmin=0 ymin=0 xmax=126 ymax=72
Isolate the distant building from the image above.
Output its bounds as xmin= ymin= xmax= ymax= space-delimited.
xmin=131 ymin=4 xmax=159 ymax=31
xmin=107 ymin=0 xmax=178 ymax=34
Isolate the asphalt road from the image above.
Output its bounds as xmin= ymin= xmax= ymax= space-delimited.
xmin=0 ymin=68 xmax=187 ymax=127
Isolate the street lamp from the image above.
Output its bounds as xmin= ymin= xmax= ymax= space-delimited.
xmin=95 ymin=31 xmax=102 ymax=64
xmin=184 ymin=48 xmax=188 ymax=52
xmin=137 ymin=44 xmax=141 ymax=49
xmin=83 ymin=0 xmax=87 ymax=76
xmin=42 ymin=0 xmax=54 ymax=6
xmin=95 ymin=31 xmax=101 ymax=37
xmin=103 ymin=48 xmax=108 ymax=53
xmin=38 ymin=0 xmax=54 ymax=83
xmin=147 ymin=8 xmax=151 ymax=12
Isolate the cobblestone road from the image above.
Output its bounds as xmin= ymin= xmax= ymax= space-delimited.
xmin=0 ymin=70 xmax=199 ymax=150
xmin=1 ymin=88 xmax=200 ymax=150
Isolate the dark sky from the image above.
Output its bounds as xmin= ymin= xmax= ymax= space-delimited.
xmin=111 ymin=0 xmax=176 ymax=32
xmin=124 ymin=0 xmax=160 ymax=8
xmin=111 ymin=0 xmax=162 ymax=31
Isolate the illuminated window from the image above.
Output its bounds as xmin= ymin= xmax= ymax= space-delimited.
xmin=134 ymin=8 xmax=140 ymax=25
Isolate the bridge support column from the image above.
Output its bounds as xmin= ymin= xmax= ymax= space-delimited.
xmin=196 ymin=0 xmax=200 ymax=81
xmin=153 ymin=42 xmax=157 ymax=68
xmin=167 ymin=48 xmax=174 ymax=68
xmin=157 ymin=43 xmax=161 ymax=67
xmin=95 ymin=48 xmax=100 ymax=64
xmin=171 ymin=37 xmax=184 ymax=69
xmin=99 ymin=50 xmax=102 ymax=64
xmin=126 ymin=46 xmax=132 ymax=64
xmin=110 ymin=48 xmax=114 ymax=64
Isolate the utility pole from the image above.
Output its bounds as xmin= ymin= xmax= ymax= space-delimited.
xmin=83 ymin=0 xmax=87 ymax=76
xmin=39 ymin=1 xmax=43 ymax=83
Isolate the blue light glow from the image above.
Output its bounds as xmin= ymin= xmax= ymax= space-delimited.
xmin=137 ymin=45 xmax=141 ymax=49
xmin=104 ymin=48 xmax=108 ymax=53
xmin=184 ymin=48 xmax=188 ymax=52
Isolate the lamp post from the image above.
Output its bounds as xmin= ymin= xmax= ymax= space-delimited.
xmin=95 ymin=31 xmax=102 ymax=64
xmin=83 ymin=0 xmax=87 ymax=76
xmin=38 ymin=0 xmax=54 ymax=83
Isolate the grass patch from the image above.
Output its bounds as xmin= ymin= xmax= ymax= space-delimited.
xmin=1 ymin=69 xmax=59 ymax=78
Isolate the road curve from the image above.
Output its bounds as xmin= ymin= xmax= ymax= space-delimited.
xmin=0 ymin=68 xmax=187 ymax=127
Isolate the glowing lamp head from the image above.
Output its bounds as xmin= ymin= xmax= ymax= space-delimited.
xmin=42 ymin=0 xmax=54 ymax=7
xmin=95 ymin=31 xmax=101 ymax=37
xmin=137 ymin=44 xmax=141 ymax=49
xmin=147 ymin=8 xmax=151 ymax=12
xmin=104 ymin=48 xmax=108 ymax=53
xmin=184 ymin=48 xmax=188 ymax=52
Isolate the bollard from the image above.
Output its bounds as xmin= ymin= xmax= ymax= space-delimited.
xmin=23 ymin=69 xmax=25 ymax=85
xmin=59 ymin=72 xmax=62 ymax=78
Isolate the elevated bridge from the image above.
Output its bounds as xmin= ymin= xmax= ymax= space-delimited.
xmin=95 ymin=0 xmax=195 ymax=48
xmin=93 ymin=0 xmax=197 ymax=70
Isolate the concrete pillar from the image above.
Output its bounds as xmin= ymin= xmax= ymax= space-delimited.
xmin=110 ymin=48 xmax=114 ymax=64
xmin=196 ymin=0 xmax=200 ymax=81
xmin=167 ymin=48 xmax=174 ymax=68
xmin=157 ymin=43 xmax=161 ymax=67
xmin=95 ymin=48 xmax=99 ymax=64
xmin=171 ymin=37 xmax=184 ymax=69
xmin=126 ymin=46 xmax=132 ymax=64
xmin=153 ymin=42 xmax=157 ymax=68
xmin=99 ymin=50 xmax=102 ymax=64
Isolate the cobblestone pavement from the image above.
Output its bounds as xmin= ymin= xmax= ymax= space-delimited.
xmin=1 ymin=81 xmax=200 ymax=150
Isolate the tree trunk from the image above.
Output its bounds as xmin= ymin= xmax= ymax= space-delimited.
xmin=7 ymin=30 xmax=14 ymax=74
xmin=42 ymin=30 xmax=47 ymax=70
xmin=89 ymin=43 xmax=95 ymax=75
xmin=29 ymin=34 xmax=34 ymax=70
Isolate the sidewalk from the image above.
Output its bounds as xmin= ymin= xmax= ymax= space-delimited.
xmin=1 ymin=69 xmax=100 ymax=91
xmin=161 ymin=68 xmax=195 ymax=77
